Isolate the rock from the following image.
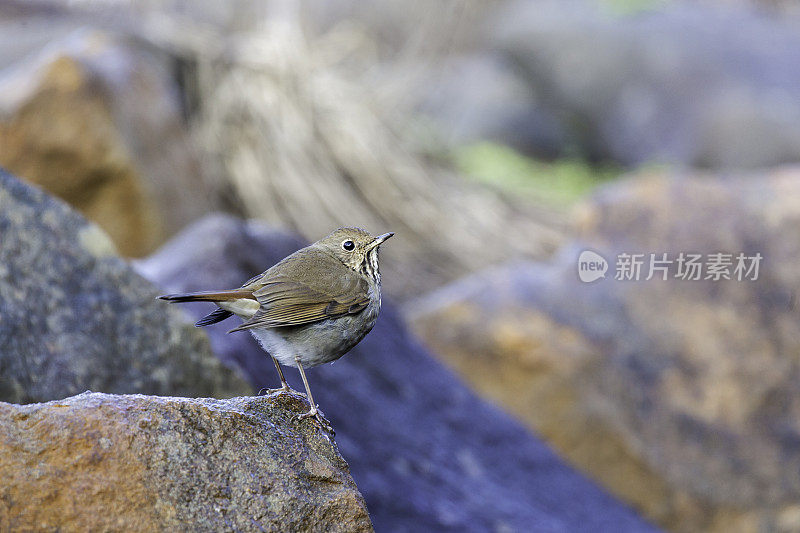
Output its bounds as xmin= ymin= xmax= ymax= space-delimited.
xmin=0 ymin=28 xmax=210 ymax=256
xmin=136 ymin=214 xmax=658 ymax=532
xmin=0 ymin=169 xmax=248 ymax=404
xmin=0 ymin=391 xmax=372 ymax=532
xmin=494 ymin=1 xmax=800 ymax=169
xmin=408 ymin=168 xmax=800 ymax=532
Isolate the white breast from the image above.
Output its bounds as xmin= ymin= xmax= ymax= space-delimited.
xmin=250 ymin=328 xmax=298 ymax=367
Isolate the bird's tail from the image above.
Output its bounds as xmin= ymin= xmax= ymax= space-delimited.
xmin=158 ymin=290 xmax=256 ymax=327
xmin=195 ymin=307 xmax=234 ymax=327
xmin=158 ymin=289 xmax=255 ymax=303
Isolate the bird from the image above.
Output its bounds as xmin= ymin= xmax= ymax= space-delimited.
xmin=158 ymin=227 xmax=393 ymax=432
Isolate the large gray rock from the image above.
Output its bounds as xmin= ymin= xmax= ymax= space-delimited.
xmin=0 ymin=169 xmax=249 ymax=404
xmin=494 ymin=1 xmax=800 ymax=169
xmin=136 ymin=214 xmax=658 ymax=532
xmin=409 ymin=168 xmax=800 ymax=532
xmin=0 ymin=391 xmax=372 ymax=532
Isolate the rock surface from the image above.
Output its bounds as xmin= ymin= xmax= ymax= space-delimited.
xmin=0 ymin=391 xmax=372 ymax=532
xmin=0 ymin=169 xmax=248 ymax=404
xmin=408 ymin=168 xmax=800 ymax=532
xmin=0 ymin=28 xmax=210 ymax=256
xmin=136 ymin=214 xmax=658 ymax=532
xmin=493 ymin=2 xmax=800 ymax=169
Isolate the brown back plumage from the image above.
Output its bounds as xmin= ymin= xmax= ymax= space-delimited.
xmin=159 ymin=227 xmax=391 ymax=331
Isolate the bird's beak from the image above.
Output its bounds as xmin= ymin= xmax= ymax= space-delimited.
xmin=368 ymin=232 xmax=394 ymax=250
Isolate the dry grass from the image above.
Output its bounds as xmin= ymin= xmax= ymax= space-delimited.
xmin=12 ymin=0 xmax=567 ymax=296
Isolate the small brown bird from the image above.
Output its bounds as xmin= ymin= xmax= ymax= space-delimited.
xmin=159 ymin=227 xmax=393 ymax=431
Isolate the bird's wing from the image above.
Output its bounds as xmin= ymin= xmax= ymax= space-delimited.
xmin=229 ymin=252 xmax=370 ymax=332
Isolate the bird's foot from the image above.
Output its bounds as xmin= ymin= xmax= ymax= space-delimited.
xmin=258 ymin=382 xmax=297 ymax=396
xmin=297 ymin=405 xmax=335 ymax=436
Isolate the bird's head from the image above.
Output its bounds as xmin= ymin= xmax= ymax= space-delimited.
xmin=315 ymin=227 xmax=394 ymax=280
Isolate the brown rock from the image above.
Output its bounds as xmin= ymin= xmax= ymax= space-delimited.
xmin=0 ymin=29 xmax=210 ymax=256
xmin=0 ymin=392 xmax=373 ymax=532
xmin=408 ymin=168 xmax=800 ymax=532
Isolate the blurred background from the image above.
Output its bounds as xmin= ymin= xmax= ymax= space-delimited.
xmin=2 ymin=0 xmax=800 ymax=531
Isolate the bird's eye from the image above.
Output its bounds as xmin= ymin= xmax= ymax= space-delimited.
xmin=342 ymin=240 xmax=355 ymax=251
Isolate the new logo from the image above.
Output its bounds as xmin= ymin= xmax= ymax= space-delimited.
xmin=578 ymin=250 xmax=608 ymax=283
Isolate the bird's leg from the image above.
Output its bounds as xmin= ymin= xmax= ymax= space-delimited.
xmin=258 ymin=356 xmax=294 ymax=396
xmin=271 ymin=356 xmax=292 ymax=393
xmin=295 ymin=355 xmax=334 ymax=434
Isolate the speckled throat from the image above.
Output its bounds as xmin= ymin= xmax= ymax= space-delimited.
xmin=360 ymin=247 xmax=381 ymax=285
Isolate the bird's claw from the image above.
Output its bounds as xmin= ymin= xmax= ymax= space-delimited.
xmin=297 ymin=406 xmax=335 ymax=436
